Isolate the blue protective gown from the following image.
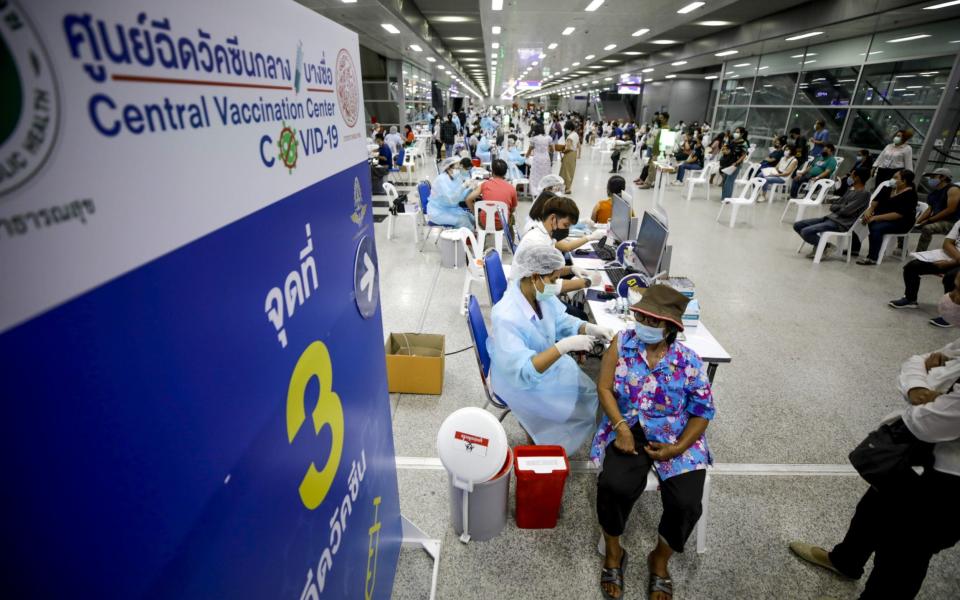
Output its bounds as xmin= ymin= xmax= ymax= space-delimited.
xmin=487 ymin=282 xmax=599 ymax=455
xmin=476 ymin=137 xmax=493 ymax=163
xmin=505 ymin=147 xmax=525 ymax=180
xmin=427 ymin=172 xmax=474 ymax=228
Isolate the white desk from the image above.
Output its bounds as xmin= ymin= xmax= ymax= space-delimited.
xmin=572 ymin=251 xmax=732 ymax=382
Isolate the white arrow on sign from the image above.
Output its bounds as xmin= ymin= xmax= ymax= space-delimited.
xmin=360 ymin=253 xmax=375 ymax=303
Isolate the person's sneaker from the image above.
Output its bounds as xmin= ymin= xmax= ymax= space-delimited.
xmin=929 ymin=316 xmax=954 ymax=328
xmin=888 ymin=297 xmax=919 ymax=309
xmin=788 ymin=542 xmax=852 ymax=579
xmin=856 ymin=257 xmax=876 ymax=265
xmin=821 ymin=243 xmax=837 ymax=259
xmin=805 ymin=248 xmax=818 ymax=259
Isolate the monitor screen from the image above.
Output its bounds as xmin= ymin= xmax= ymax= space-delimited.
xmin=634 ymin=212 xmax=669 ymax=275
xmin=617 ymin=84 xmax=641 ymax=95
xmin=610 ymin=194 xmax=631 ymax=242
xmin=657 ymin=130 xmax=677 ymax=155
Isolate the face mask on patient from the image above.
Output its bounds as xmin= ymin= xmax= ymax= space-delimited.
xmin=634 ymin=323 xmax=665 ymax=344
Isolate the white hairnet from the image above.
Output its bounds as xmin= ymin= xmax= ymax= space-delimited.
xmin=439 ymin=157 xmax=459 ymax=172
xmin=538 ymin=174 xmax=565 ymax=191
xmin=512 ymin=244 xmax=566 ymax=280
xmin=390 ymin=125 xmax=398 ymax=133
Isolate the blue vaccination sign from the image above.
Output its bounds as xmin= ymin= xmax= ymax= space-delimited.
xmin=0 ymin=1 xmax=401 ymax=598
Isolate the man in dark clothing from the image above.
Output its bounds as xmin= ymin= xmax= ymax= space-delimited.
xmin=788 ymin=127 xmax=809 ymax=166
xmin=375 ymin=134 xmax=392 ymax=167
xmin=793 ymin=167 xmax=871 ymax=259
xmin=440 ymin=115 xmax=457 ymax=159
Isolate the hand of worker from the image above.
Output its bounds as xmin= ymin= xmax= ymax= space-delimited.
xmin=907 ymin=387 xmax=940 ymax=406
xmin=584 ymin=323 xmax=615 ymax=342
xmin=925 ymin=352 xmax=947 ymax=371
xmin=587 ymin=229 xmax=607 ymax=241
xmin=554 ymin=334 xmax=595 ymax=355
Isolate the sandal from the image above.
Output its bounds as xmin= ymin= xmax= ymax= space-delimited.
xmin=600 ymin=548 xmax=628 ymax=600
xmin=648 ymin=554 xmax=673 ymax=599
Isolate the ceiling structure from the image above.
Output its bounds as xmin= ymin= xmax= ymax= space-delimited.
xmin=299 ymin=0 xmax=960 ymax=102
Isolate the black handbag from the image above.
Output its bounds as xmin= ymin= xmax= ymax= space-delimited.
xmin=849 ymin=417 xmax=934 ymax=492
xmin=388 ymin=192 xmax=408 ymax=216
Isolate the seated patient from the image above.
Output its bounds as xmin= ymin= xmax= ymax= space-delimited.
xmin=487 ymin=245 xmax=613 ymax=455
xmin=426 ymin=157 xmax=475 ymax=229
xmin=792 ymin=167 xmax=871 ymax=259
xmin=591 ymin=285 xmax=716 ymax=600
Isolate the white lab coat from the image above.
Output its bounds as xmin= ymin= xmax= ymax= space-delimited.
xmin=487 ymin=282 xmax=599 ymax=455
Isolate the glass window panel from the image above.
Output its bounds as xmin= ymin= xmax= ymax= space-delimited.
xmin=757 ymin=50 xmax=805 ymax=76
xmin=715 ymin=107 xmax=747 ymax=132
xmin=362 ymin=82 xmax=389 ymax=100
xmin=745 ymin=107 xmax=790 ymax=141
xmin=752 ymin=72 xmax=798 ymax=105
xmin=364 ymin=101 xmax=400 ymax=127
xmin=868 ymin=19 xmax=960 ymax=63
xmin=786 ymin=107 xmax=847 ymax=143
xmin=854 ymin=56 xmax=954 ymax=107
xmin=718 ymin=75 xmax=754 ymax=105
xmin=794 ymin=66 xmax=861 ymax=107
xmin=842 ymin=108 xmax=934 ymax=153
xmin=802 ymin=36 xmax=870 ymax=70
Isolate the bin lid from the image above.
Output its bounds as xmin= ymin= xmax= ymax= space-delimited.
xmin=436 ymin=407 xmax=508 ymax=484
xmin=439 ymin=229 xmax=461 ymax=241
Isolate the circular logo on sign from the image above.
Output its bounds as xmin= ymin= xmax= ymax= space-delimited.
xmin=0 ymin=1 xmax=60 ymax=197
xmin=353 ymin=235 xmax=379 ymax=318
xmin=336 ymin=49 xmax=359 ymax=129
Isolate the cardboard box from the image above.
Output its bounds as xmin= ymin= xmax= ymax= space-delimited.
xmin=385 ymin=333 xmax=445 ymax=395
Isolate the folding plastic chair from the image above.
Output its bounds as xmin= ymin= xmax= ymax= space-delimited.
xmin=717 ymin=178 xmax=765 ymax=228
xmin=780 ymin=179 xmax=834 ymax=223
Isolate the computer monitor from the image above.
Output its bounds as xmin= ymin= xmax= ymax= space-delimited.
xmin=632 ymin=212 xmax=669 ymax=276
xmin=610 ymin=194 xmax=631 ymax=242
xmin=657 ymin=130 xmax=677 ymax=156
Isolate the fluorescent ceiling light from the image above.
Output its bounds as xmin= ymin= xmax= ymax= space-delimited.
xmin=677 ymin=2 xmax=705 ymax=14
xmin=491 ymin=42 xmax=500 ymax=49
xmin=642 ymin=67 xmax=654 ymax=72
xmin=665 ymin=74 xmax=677 ymax=79
xmin=491 ymin=60 xmax=497 ymax=64
xmin=624 ymin=51 xmax=644 ymax=55
xmin=381 ymin=23 xmax=400 ymax=34
xmin=733 ymin=62 xmax=750 ymax=67
xmin=462 ymin=57 xmax=481 ymax=61
xmin=532 ymin=61 xmax=539 ymax=65
xmin=492 ymin=0 xmax=503 ymax=10
xmin=492 ymin=26 xmax=501 ymax=34
xmin=704 ymin=75 xmax=718 ymax=79
xmin=698 ymin=20 xmax=731 ymax=26
xmin=757 ymin=66 xmax=768 ymax=70
xmin=448 ymin=36 xmax=474 ymax=41
xmin=562 ymin=27 xmax=576 ymax=35
xmin=456 ymin=49 xmax=479 ymax=53
xmin=785 ymin=31 xmax=824 ymax=41
xmin=924 ymin=0 xmax=960 ymax=8
xmin=572 ymin=61 xmax=581 ymax=66
xmin=548 ymin=42 xmax=558 ymax=50
xmin=426 ymin=57 xmax=436 ymax=62
xmin=562 ymin=67 xmax=569 ymax=72
xmin=804 ymin=59 xmax=816 ymax=64
xmin=650 ymin=40 xmax=678 ymax=45
xmin=433 ymin=16 xmax=471 ymax=22
xmin=589 ymin=65 xmax=603 ymax=68
xmin=632 ymin=28 xmax=650 ymax=37
xmin=592 ymin=79 xmax=599 ymax=83
xmin=409 ymin=44 xmax=423 ymax=52
xmin=491 ymin=52 xmax=497 ymax=57
xmin=671 ymin=60 xmax=688 ymax=66
xmin=438 ymin=65 xmax=445 ymax=70
xmin=604 ymin=44 xmax=617 ymax=50
xmin=585 ymin=0 xmax=605 ymax=10
xmin=602 ymin=59 xmax=619 ymax=63
xmin=886 ymin=34 xmax=931 ymax=43
xmin=715 ymin=50 xmax=738 ymax=56
xmin=604 ymin=77 xmax=612 ymax=81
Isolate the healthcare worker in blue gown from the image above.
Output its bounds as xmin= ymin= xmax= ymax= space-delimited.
xmin=487 ymin=245 xmax=613 ymax=455
xmin=427 ymin=157 xmax=475 ymax=229
xmin=476 ymin=136 xmax=493 ymax=164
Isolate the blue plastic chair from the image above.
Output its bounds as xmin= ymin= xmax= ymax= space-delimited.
xmin=482 ymin=250 xmax=508 ymax=306
xmin=500 ymin=207 xmax=518 ymax=255
xmin=465 ymin=295 xmax=510 ymax=418
xmin=418 ymin=179 xmax=455 ymax=251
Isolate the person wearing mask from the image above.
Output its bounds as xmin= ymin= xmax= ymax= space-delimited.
xmin=759 ymin=145 xmax=799 ymax=202
xmin=374 ymin=134 xmax=392 ymax=167
xmin=793 ymin=167 xmax=871 ymax=258
xmin=789 ymin=321 xmax=960 ymax=599
xmin=517 ymin=195 xmax=605 ymax=267
xmin=384 ymin=125 xmax=403 ymax=157
xmin=719 ymin=143 xmax=747 ymax=201
xmin=873 ymin=129 xmax=914 ymax=186
xmin=476 ymin=134 xmax=493 ymax=164
xmin=487 ymin=245 xmax=613 ymax=456
xmin=757 ymin=137 xmax=785 ymax=172
xmin=857 ymin=169 xmax=919 ymax=265
xmin=432 ymin=117 xmax=443 ymax=161
xmin=790 ymin=143 xmax=838 ymax=199
xmin=558 ymin=121 xmax=580 ymax=194
xmin=639 ymin=113 xmax=670 ymax=189
xmin=527 ymin=123 xmax=555 ymax=197
xmin=426 ymin=157 xmax=475 ymax=229
xmin=913 ymin=168 xmax=960 ymax=252
xmin=593 ymin=285 xmax=716 ymax=600
xmin=504 ymin=135 xmax=528 ymax=179
xmin=609 ymin=132 xmax=634 ymax=174
xmin=451 ymin=111 xmax=462 ymax=135
xmin=810 ymin=119 xmax=829 ymax=157
xmin=403 ymin=124 xmax=415 ymax=145
xmin=673 ymin=138 xmax=705 ymax=185
xmin=889 ymin=225 xmax=960 ymax=326
xmin=591 ymin=176 xmax=628 ymax=224
xmin=466 ymin=159 xmax=517 ymax=230
xmin=787 ymin=127 xmax=809 ymax=167
xmin=440 ymin=114 xmax=457 ymax=159
xmin=835 ymin=150 xmax=873 ymax=197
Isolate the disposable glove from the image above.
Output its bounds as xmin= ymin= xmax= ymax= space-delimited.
xmin=555 ymin=335 xmax=595 ymax=354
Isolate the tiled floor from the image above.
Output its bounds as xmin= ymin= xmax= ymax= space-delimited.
xmin=374 ymin=152 xmax=959 ymax=599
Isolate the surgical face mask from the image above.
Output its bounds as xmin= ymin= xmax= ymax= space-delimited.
xmin=551 ymin=227 xmax=570 ymax=241
xmin=938 ymin=293 xmax=960 ymax=326
xmin=846 ymin=177 xmax=854 ymax=186
xmin=634 ymin=323 xmax=665 ymax=344
xmin=783 ymin=150 xmax=792 ymax=157
xmin=535 ymin=276 xmax=562 ymax=301
xmin=893 ymin=136 xmax=903 ymax=145
xmin=927 ymin=177 xmax=941 ymax=188
xmin=889 ymin=178 xmax=900 ymax=188
xmin=732 ymin=132 xmax=741 ymax=140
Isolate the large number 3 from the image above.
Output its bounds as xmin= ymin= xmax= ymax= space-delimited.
xmin=286 ymin=341 xmax=345 ymax=510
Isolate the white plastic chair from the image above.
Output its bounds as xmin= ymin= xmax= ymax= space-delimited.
xmin=780 ymin=179 xmax=834 ymax=223
xmin=384 ymin=182 xmax=420 ymax=244
xmin=474 ymin=201 xmax=505 ymax=257
xmin=877 ymin=201 xmax=928 ymax=265
xmin=801 ymin=185 xmax=887 ymax=264
xmin=400 ymin=152 xmax=418 ymax=184
xmin=717 ymin=177 xmax=765 ymax=228
xmin=598 ymin=138 xmax=615 ymax=165
xmin=684 ymin=161 xmax=719 ymax=202
xmin=597 ymin=467 xmax=712 ymax=554
xmin=732 ymin=162 xmax=761 ymax=195
xmin=458 ymin=228 xmax=486 ymax=315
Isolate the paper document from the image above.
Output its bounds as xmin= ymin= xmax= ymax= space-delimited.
xmin=910 ymin=249 xmax=949 ymax=263
xmin=516 ymin=456 xmax=566 ymax=474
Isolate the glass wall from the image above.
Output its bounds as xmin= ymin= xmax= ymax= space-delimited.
xmin=712 ymin=21 xmax=959 ymax=171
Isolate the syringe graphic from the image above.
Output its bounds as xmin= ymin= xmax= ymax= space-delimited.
xmin=364 ymin=496 xmax=382 ymax=600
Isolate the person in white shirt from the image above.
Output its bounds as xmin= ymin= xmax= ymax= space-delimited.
xmin=889 ymin=224 xmax=960 ymax=328
xmin=789 ymin=302 xmax=960 ymax=599
xmin=384 ymin=125 xmax=403 ymax=157
xmin=873 ymin=129 xmax=914 ymax=186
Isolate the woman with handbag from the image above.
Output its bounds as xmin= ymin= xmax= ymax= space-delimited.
xmin=789 ymin=296 xmax=960 ymax=599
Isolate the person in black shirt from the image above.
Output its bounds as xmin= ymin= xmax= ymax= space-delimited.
xmin=857 ymin=169 xmax=919 ymax=265
xmin=788 ymin=127 xmax=808 ymax=166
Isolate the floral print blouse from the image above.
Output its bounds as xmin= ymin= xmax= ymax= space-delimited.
xmin=590 ymin=329 xmax=716 ymax=480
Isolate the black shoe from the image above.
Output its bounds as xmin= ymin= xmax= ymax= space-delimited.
xmin=929 ymin=316 xmax=954 ymax=328
xmin=888 ymin=297 xmax=918 ymax=309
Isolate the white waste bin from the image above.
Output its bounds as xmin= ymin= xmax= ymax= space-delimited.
xmin=439 ymin=230 xmax=465 ymax=268
xmin=436 ymin=407 xmax=510 ymax=543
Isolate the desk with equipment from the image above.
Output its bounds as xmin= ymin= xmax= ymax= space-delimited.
xmin=572 ymin=204 xmax=731 ymax=382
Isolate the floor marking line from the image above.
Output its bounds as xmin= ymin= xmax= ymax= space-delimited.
xmin=395 ymin=456 xmax=858 ymax=476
